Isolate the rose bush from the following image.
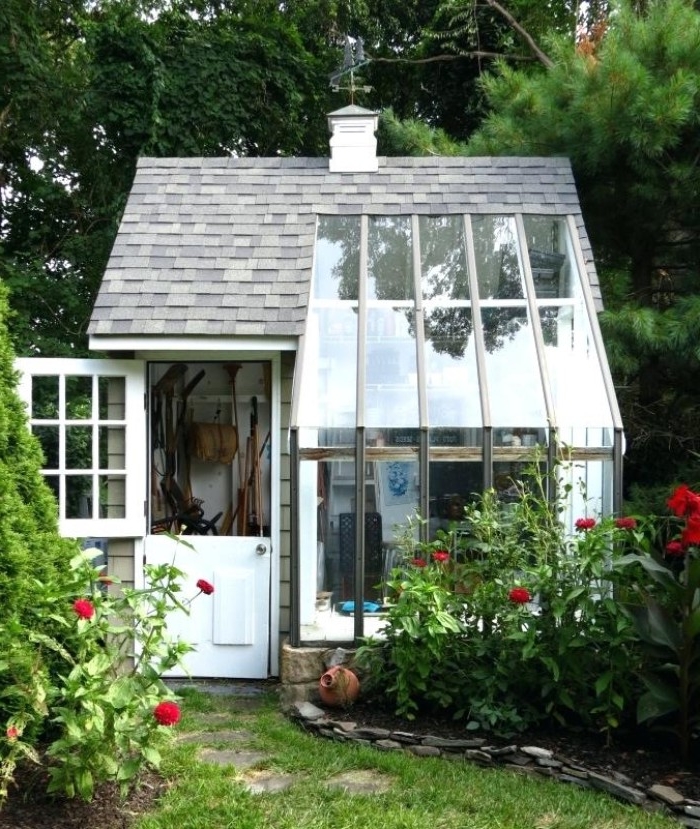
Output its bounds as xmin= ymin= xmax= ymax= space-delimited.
xmin=0 ymin=537 xmax=212 ymax=805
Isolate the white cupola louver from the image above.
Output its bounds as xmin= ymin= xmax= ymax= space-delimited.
xmin=327 ymin=105 xmax=379 ymax=173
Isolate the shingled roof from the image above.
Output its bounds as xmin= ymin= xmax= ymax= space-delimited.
xmin=88 ymin=155 xmax=599 ymax=339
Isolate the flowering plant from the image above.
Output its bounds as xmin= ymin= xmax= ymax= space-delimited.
xmin=0 ymin=535 xmax=212 ymax=804
xmin=358 ymin=470 xmax=640 ymax=735
xmin=617 ymin=483 xmax=700 ymax=760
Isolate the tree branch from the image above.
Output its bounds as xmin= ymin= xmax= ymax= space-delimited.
xmin=370 ymin=51 xmax=537 ymax=65
xmin=482 ymin=0 xmax=554 ymax=69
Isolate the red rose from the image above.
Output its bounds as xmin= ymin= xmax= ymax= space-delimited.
xmin=615 ymin=517 xmax=637 ymax=530
xmin=681 ymin=513 xmax=700 ymax=546
xmin=6 ymin=726 xmax=19 ymax=741
xmin=411 ymin=557 xmax=427 ymax=568
xmin=153 ymin=701 xmax=181 ymax=727
xmin=432 ymin=550 xmax=450 ymax=563
xmin=73 ymin=598 xmax=95 ymax=620
xmin=508 ymin=587 xmax=531 ymax=604
xmin=196 ymin=578 xmax=214 ymax=595
xmin=575 ymin=517 xmax=596 ymax=531
xmin=665 ymin=540 xmax=686 ymax=557
xmin=667 ymin=485 xmax=700 ymax=518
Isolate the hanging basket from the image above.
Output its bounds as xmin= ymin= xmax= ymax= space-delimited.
xmin=188 ymin=422 xmax=238 ymax=464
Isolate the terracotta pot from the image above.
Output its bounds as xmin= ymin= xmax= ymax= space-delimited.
xmin=318 ymin=666 xmax=360 ymax=707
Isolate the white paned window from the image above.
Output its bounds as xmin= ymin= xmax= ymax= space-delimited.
xmin=16 ymin=359 xmax=146 ymax=538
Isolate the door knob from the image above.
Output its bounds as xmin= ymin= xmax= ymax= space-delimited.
xmin=255 ymin=543 xmax=267 ymax=556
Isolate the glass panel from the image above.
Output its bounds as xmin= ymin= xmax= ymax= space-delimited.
xmin=367 ymin=216 xmax=414 ymax=301
xmin=318 ymin=428 xmax=355 ymax=448
xmin=375 ymin=456 xmax=420 ymax=590
xmin=428 ymin=461 xmax=483 ymax=537
xmin=493 ymin=461 xmax=548 ymax=503
xmin=99 ymin=376 xmax=126 ymax=420
xmin=366 ymin=307 xmax=418 ymax=428
xmin=472 ymin=215 xmax=524 ymax=300
xmin=65 ymin=376 xmax=92 ymax=419
xmin=314 ymin=215 xmax=361 ymax=300
xmin=99 ymin=475 xmax=126 ymax=519
xmin=559 ymin=460 xmax=614 ymax=533
xmin=424 ymin=307 xmax=481 ymax=427
xmin=540 ymin=306 xmax=613 ymax=431
xmin=66 ymin=425 xmax=93 ymax=469
xmin=66 ymin=475 xmax=93 ymax=518
xmin=32 ymin=425 xmax=59 ymax=468
xmin=419 ymin=215 xmax=469 ymax=300
xmin=523 ymin=216 xmax=575 ymax=299
xmin=297 ymin=307 xmax=357 ymax=428
xmin=494 ymin=427 xmax=547 ymax=448
xmin=482 ymin=307 xmax=547 ymax=427
xmin=31 ymin=375 xmax=58 ymax=419
xmin=99 ymin=426 xmax=126 ymax=469
xmin=430 ymin=428 xmax=482 ymax=447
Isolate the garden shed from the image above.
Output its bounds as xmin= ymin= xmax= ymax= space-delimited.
xmin=16 ymin=106 xmax=623 ymax=678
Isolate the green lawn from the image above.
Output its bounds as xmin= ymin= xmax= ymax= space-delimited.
xmin=135 ymin=689 xmax=677 ymax=829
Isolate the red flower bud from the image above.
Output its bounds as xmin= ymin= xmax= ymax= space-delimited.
xmin=153 ymin=701 xmax=181 ymax=727
xmin=508 ymin=587 xmax=531 ymax=604
xmin=73 ymin=598 xmax=95 ymax=620
xmin=665 ymin=541 xmax=686 ymax=558
xmin=615 ymin=517 xmax=637 ymax=530
xmin=411 ymin=557 xmax=427 ymax=568
xmin=196 ymin=578 xmax=214 ymax=595
xmin=575 ymin=517 xmax=596 ymax=531
xmin=432 ymin=550 xmax=450 ymax=563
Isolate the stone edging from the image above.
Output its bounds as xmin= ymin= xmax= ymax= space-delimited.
xmin=288 ymin=701 xmax=700 ymax=828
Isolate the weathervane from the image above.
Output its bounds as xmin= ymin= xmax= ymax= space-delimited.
xmin=329 ymin=36 xmax=372 ymax=104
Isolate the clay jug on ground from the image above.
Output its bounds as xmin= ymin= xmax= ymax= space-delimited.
xmin=318 ymin=666 xmax=360 ymax=707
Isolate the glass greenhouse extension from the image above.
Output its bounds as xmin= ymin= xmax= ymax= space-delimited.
xmin=290 ymin=211 xmax=623 ymax=645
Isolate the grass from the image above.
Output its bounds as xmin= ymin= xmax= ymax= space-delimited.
xmin=134 ymin=688 xmax=677 ymax=829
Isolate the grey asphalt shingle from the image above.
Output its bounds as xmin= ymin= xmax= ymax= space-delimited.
xmin=88 ymin=155 xmax=600 ymax=339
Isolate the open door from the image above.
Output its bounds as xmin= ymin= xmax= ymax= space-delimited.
xmin=144 ymin=361 xmax=272 ymax=679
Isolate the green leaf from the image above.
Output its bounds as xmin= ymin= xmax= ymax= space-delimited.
xmin=594 ymin=670 xmax=612 ymax=696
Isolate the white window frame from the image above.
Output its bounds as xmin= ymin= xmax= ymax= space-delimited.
xmin=16 ymin=358 xmax=146 ymax=538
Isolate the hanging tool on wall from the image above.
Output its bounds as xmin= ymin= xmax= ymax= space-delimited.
xmin=223 ymin=363 xmax=246 ymax=535
xmin=246 ymin=396 xmax=264 ymax=536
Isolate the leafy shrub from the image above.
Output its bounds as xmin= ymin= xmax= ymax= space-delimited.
xmin=0 ymin=542 xmax=204 ymax=804
xmin=357 ymin=469 xmax=642 ymax=737
xmin=617 ymin=484 xmax=700 ymax=760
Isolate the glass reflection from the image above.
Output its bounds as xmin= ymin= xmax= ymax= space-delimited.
xmin=419 ymin=215 xmax=469 ymax=300
xmin=540 ymin=307 xmax=613 ymax=430
xmin=523 ymin=216 xmax=575 ymax=300
xmin=482 ymin=307 xmax=547 ymax=427
xmin=428 ymin=461 xmax=483 ymax=538
xmin=365 ymin=307 xmax=418 ymax=428
xmin=424 ymin=307 xmax=480 ymax=427
xmin=472 ymin=215 xmax=524 ymax=300
xmin=368 ymin=216 xmax=413 ymax=300
xmin=314 ymin=215 xmax=361 ymax=300
xmin=31 ymin=375 xmax=58 ymax=419
xmin=297 ymin=307 xmax=357 ymax=429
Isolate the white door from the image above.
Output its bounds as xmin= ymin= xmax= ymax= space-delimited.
xmin=17 ymin=357 xmax=277 ymax=681
xmin=144 ymin=533 xmax=271 ymax=679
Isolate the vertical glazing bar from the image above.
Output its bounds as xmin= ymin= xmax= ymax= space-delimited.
xmin=289 ymin=427 xmax=300 ymax=648
xmin=483 ymin=426 xmax=493 ymax=491
xmin=614 ymin=428 xmax=624 ymax=514
xmin=515 ymin=213 xmax=557 ymax=431
xmin=354 ymin=215 xmax=369 ymax=641
xmin=565 ymin=215 xmax=624 ymax=431
xmin=548 ymin=427 xmax=558 ymax=505
xmin=463 ymin=215 xmax=491 ymax=431
xmin=355 ymin=427 xmax=366 ymax=641
xmin=412 ymin=215 xmax=428 ymax=429
xmin=356 ymin=215 xmax=368 ymax=428
xmin=420 ymin=430 xmax=429 ymax=543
